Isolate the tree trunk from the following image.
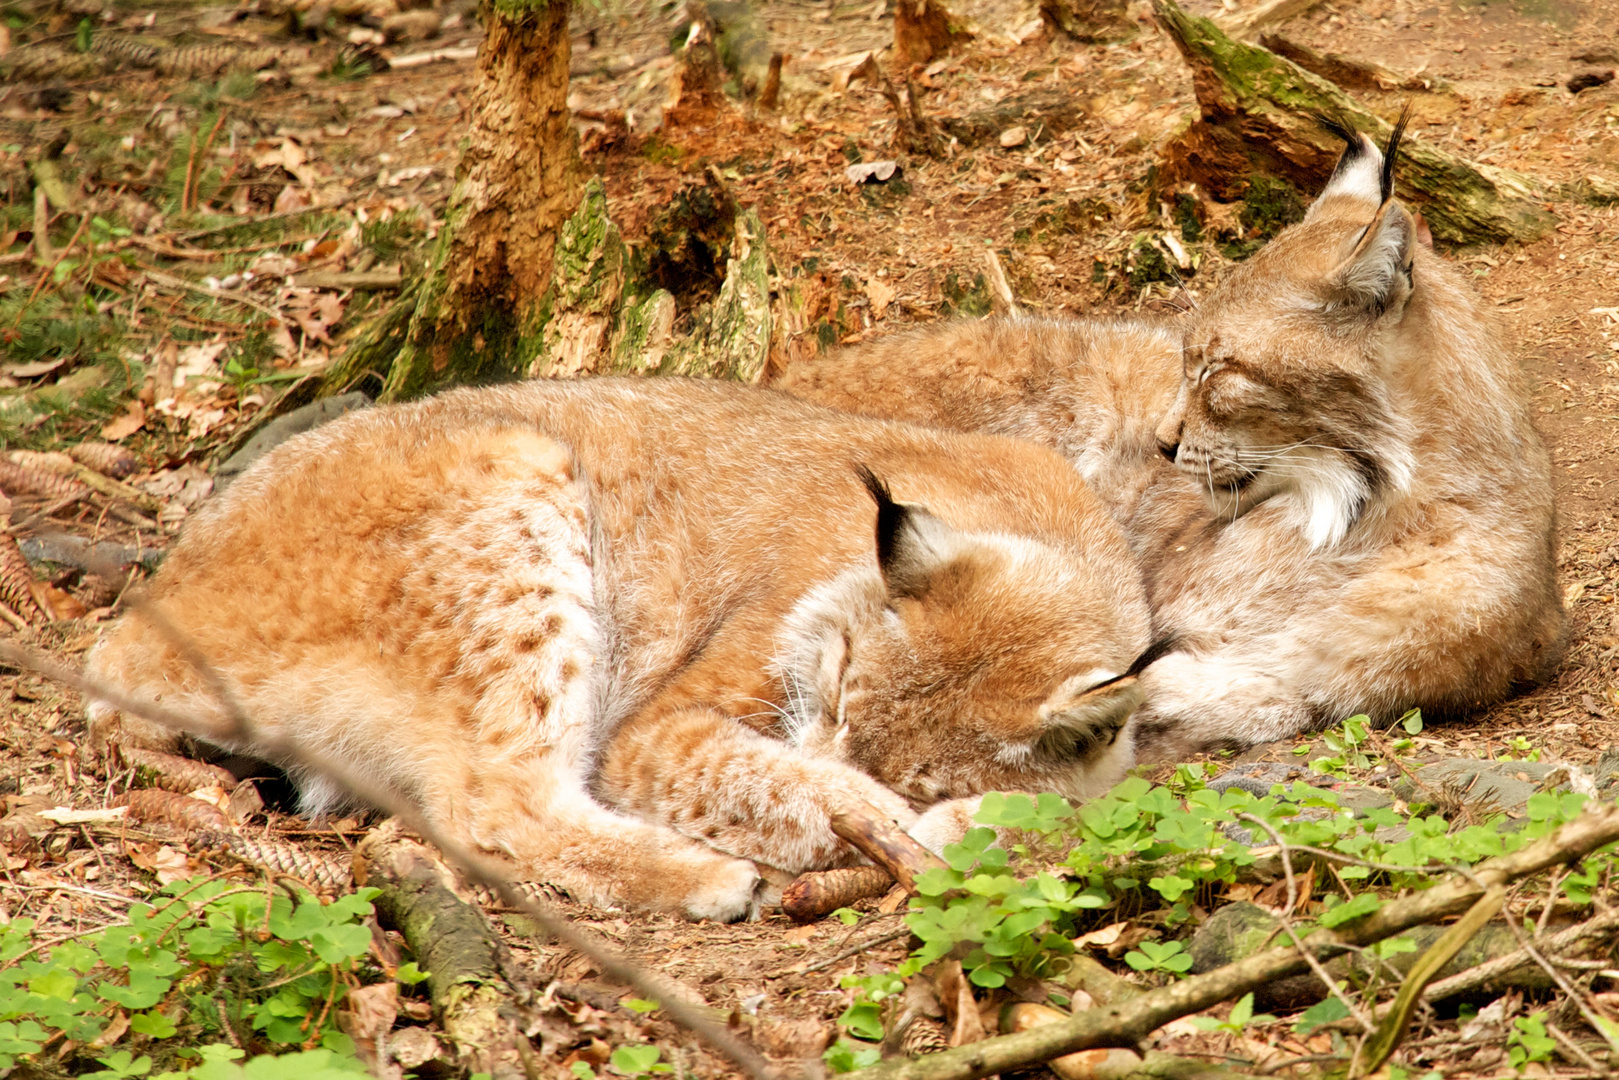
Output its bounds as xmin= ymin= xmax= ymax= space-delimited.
xmin=893 ymin=0 xmax=969 ymax=70
xmin=325 ymin=0 xmax=583 ymax=402
xmin=1039 ymin=0 xmax=1133 ymax=44
xmin=1151 ymin=0 xmax=1556 ymax=245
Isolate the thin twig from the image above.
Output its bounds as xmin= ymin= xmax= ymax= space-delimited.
xmin=1236 ymin=812 xmax=1375 ymax=1037
xmin=788 ymin=926 xmax=913 ymax=977
xmin=140 ymin=267 xmax=283 ymax=322
xmin=1499 ymin=895 xmax=1619 ymax=1059
xmin=1546 ymin=1019 xmax=1611 ymax=1075
xmin=9 ymin=212 xmax=93 ymax=332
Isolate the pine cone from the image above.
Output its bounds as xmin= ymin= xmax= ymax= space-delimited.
xmin=902 ymin=1018 xmax=949 ymax=1057
xmin=68 ymin=442 xmax=139 ymax=479
xmin=119 ymin=746 xmax=237 ymax=793
xmin=0 ymin=459 xmax=90 ymax=503
xmin=0 ymin=532 xmax=46 ymax=623
xmin=199 ymin=832 xmax=352 ymax=892
xmin=115 ymin=788 xmax=231 ymax=833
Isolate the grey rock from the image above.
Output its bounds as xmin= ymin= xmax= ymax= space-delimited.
xmin=215 ymin=392 xmax=371 ymax=487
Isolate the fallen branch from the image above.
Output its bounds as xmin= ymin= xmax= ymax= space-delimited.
xmin=1002 ymin=1003 xmax=1246 ymax=1080
xmin=1151 ymin=0 xmax=1556 ymax=244
xmin=356 ymin=821 xmax=535 ymax=1079
xmin=291 ymin=269 xmax=403 ymax=291
xmin=844 ymin=802 xmax=1619 ymax=1080
xmin=784 ymin=802 xmax=946 ymax=921
xmin=1423 ymin=905 xmax=1619 ymax=1001
xmin=830 ymin=802 xmax=947 ymax=890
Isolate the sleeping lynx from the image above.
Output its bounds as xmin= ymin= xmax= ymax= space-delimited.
xmin=774 ymin=120 xmax=1566 ymax=761
xmin=85 ymin=378 xmax=1152 ymax=920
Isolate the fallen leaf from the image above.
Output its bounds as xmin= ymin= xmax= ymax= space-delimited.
xmin=274 ymin=185 xmax=311 ymax=214
xmin=173 ymin=342 xmax=227 ymax=387
xmin=1072 ymin=920 xmax=1127 ymax=949
xmin=127 ymin=843 xmax=195 ymax=886
xmin=100 ymin=400 xmax=146 ymax=441
xmin=846 ymin=160 xmax=900 ymax=184
xmin=865 ymin=277 xmax=897 ymax=319
xmin=389 ymin=1027 xmax=440 ymax=1069
xmin=933 ymin=960 xmax=985 ymax=1046
xmin=283 ymin=290 xmax=347 ymax=345
xmin=4 ymin=357 xmax=67 ymax=379
xmin=337 ymin=981 xmax=398 ymax=1044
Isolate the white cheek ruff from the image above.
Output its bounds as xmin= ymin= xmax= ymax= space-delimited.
xmin=1285 ymin=450 xmax=1369 ymax=550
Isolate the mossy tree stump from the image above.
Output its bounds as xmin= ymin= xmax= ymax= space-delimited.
xmin=1152 ymin=0 xmax=1556 ymax=245
xmin=324 ymin=0 xmax=583 ymax=401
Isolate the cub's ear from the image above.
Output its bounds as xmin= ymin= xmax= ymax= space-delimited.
xmin=1307 ymin=106 xmax=1410 ymax=220
xmin=856 ymin=465 xmax=956 ymax=599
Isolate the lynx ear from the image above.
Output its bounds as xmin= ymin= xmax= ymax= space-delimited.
xmin=1307 ymin=105 xmax=1411 ymax=219
xmin=1307 ymin=117 xmax=1386 ymax=217
xmin=856 ymin=465 xmax=955 ymax=599
xmin=1324 ymin=199 xmax=1415 ymax=316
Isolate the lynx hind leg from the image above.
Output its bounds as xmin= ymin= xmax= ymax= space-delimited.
xmin=389 ymin=431 xmax=761 ymax=921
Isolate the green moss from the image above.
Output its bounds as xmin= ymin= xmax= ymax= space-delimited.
xmin=938 ymin=270 xmax=991 ymax=318
xmin=638 ymin=135 xmax=684 ymax=166
xmin=1238 ymin=175 xmax=1304 ymax=238
xmin=1173 ymin=192 xmax=1204 ymax=242
xmin=1124 ymin=234 xmax=1174 ymax=288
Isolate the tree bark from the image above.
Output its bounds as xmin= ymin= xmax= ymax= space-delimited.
xmin=1151 ymin=0 xmax=1556 ymax=245
xmin=324 ymin=0 xmax=583 ymax=401
xmin=893 ymin=0 xmax=969 ymax=70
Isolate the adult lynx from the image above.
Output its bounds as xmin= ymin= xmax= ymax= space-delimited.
xmin=774 ymin=120 xmax=1566 ymax=760
xmin=86 ymin=378 xmax=1151 ymax=920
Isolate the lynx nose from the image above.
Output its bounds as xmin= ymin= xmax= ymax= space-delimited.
xmin=1157 ymin=440 xmax=1179 ymax=463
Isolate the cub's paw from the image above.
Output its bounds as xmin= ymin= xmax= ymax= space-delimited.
xmin=908 ymin=796 xmax=985 ymax=857
xmin=684 ymin=857 xmax=765 ymax=923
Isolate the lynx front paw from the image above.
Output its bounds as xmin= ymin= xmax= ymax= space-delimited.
xmin=684 ymin=858 xmax=765 ymax=922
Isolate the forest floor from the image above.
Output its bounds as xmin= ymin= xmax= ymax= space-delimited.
xmin=2 ymin=0 xmax=1619 ymax=1075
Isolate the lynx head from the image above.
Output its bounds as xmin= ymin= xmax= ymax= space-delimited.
xmin=778 ymin=469 xmax=1154 ymax=807
xmin=1156 ymin=110 xmax=1423 ymax=549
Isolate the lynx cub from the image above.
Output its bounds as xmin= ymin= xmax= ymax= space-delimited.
xmin=86 ymin=378 xmax=1151 ymax=920
xmin=774 ymin=120 xmax=1566 ymax=761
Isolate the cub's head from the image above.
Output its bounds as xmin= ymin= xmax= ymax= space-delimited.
xmin=1157 ymin=112 xmax=1423 ymax=549
xmin=779 ymin=469 xmax=1154 ymax=808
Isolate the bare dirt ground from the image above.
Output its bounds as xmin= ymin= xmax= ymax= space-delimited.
xmin=2 ymin=0 xmax=1619 ymax=1074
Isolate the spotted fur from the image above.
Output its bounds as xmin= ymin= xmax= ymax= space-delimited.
xmin=86 ymin=378 xmax=1150 ymax=919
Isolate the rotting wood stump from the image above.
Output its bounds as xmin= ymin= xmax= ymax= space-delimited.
xmin=1151 ymin=0 xmax=1556 ymax=245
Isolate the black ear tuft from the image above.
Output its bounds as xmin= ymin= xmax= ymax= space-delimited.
xmin=1316 ymin=112 xmax=1361 ymax=153
xmin=1380 ymin=101 xmax=1412 ymax=204
xmin=856 ymin=465 xmax=952 ymax=598
xmin=856 ymin=465 xmax=905 ymax=576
